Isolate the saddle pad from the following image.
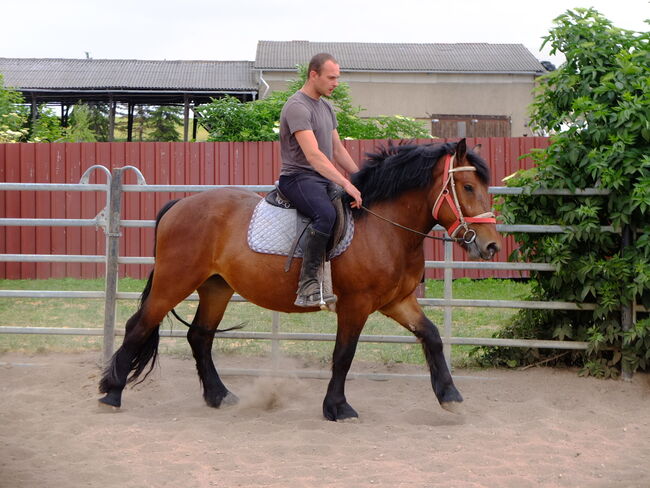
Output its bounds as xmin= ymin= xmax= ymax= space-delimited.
xmin=247 ymin=199 xmax=354 ymax=259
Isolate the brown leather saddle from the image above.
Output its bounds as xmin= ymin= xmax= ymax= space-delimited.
xmin=264 ymin=183 xmax=349 ymax=272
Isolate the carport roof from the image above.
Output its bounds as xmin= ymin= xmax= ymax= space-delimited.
xmin=0 ymin=58 xmax=258 ymax=92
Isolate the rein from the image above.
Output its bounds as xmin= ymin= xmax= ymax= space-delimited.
xmin=361 ymin=205 xmax=460 ymax=242
xmin=362 ymin=153 xmax=496 ymax=244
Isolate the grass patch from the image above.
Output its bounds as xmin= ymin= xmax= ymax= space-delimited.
xmin=0 ymin=278 xmax=530 ymax=367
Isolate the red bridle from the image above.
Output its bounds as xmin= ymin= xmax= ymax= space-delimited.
xmin=432 ymin=154 xmax=496 ymax=243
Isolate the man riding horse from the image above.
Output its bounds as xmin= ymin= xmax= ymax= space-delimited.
xmin=278 ymin=53 xmax=363 ymax=307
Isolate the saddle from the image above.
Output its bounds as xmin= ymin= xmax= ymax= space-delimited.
xmin=263 ymin=182 xmax=351 ymax=272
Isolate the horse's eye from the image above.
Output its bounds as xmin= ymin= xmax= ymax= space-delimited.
xmin=463 ymin=184 xmax=474 ymax=192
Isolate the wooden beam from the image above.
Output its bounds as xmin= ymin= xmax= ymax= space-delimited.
xmin=183 ymin=95 xmax=190 ymax=142
xmin=126 ymin=103 xmax=134 ymax=142
xmin=192 ymin=104 xmax=198 ymax=141
xmin=108 ymin=96 xmax=116 ymax=142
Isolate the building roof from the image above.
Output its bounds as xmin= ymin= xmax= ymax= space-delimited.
xmin=0 ymin=58 xmax=258 ymax=92
xmin=254 ymin=41 xmax=545 ymax=74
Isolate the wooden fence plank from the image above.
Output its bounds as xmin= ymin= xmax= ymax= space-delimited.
xmin=19 ymin=144 xmax=36 ymax=279
xmin=0 ymin=145 xmax=6 ymax=278
xmin=5 ymin=144 xmax=22 ymax=279
xmin=35 ymin=144 xmax=51 ymax=279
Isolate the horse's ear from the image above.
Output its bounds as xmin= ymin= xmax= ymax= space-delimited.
xmin=455 ymin=138 xmax=467 ymax=160
xmin=473 ymin=144 xmax=482 ymax=156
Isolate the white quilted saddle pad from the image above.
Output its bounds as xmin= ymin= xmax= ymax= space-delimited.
xmin=247 ymin=199 xmax=354 ymax=259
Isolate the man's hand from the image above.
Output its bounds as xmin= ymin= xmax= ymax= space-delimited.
xmin=343 ymin=181 xmax=362 ymax=209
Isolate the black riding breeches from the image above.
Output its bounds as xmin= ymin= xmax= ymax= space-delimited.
xmin=278 ymin=172 xmax=336 ymax=235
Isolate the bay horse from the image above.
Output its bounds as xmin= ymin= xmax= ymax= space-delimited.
xmin=99 ymin=138 xmax=501 ymax=421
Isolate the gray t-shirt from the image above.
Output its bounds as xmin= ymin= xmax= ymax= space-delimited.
xmin=279 ymin=91 xmax=338 ymax=176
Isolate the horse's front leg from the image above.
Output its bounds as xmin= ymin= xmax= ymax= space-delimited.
xmin=324 ymin=304 xmax=370 ymax=421
xmin=381 ymin=294 xmax=463 ymax=410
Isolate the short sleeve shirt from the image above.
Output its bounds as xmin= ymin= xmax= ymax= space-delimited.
xmin=279 ymin=91 xmax=338 ymax=176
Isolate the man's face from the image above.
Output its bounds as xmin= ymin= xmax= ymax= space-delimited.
xmin=312 ymin=60 xmax=340 ymax=97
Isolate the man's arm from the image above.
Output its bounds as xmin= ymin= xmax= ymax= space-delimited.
xmin=331 ymin=129 xmax=359 ymax=174
xmin=294 ymin=130 xmax=362 ymax=208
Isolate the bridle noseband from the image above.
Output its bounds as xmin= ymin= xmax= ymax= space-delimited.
xmin=432 ymin=154 xmax=496 ymax=244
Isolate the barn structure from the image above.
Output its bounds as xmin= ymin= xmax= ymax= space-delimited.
xmin=254 ymin=41 xmax=547 ymax=137
xmin=0 ymin=58 xmax=258 ymax=141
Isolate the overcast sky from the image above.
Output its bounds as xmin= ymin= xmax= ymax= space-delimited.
xmin=2 ymin=0 xmax=648 ymax=68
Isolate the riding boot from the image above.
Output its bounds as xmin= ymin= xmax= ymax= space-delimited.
xmin=294 ymin=226 xmax=337 ymax=307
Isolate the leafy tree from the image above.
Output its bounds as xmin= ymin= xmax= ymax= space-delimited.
xmin=133 ymin=105 xmax=149 ymax=142
xmin=30 ymin=104 xmax=65 ymax=142
xmin=0 ymin=74 xmax=29 ymax=142
xmin=196 ymin=64 xmax=429 ymax=141
xmin=86 ymin=103 xmax=110 ymax=142
xmin=65 ymin=103 xmax=97 ymax=142
xmin=475 ymin=9 xmax=650 ymax=376
xmin=196 ymin=95 xmax=284 ymax=141
xmin=147 ymin=106 xmax=182 ymax=142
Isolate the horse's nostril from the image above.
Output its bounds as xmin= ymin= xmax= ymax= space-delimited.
xmin=487 ymin=242 xmax=500 ymax=256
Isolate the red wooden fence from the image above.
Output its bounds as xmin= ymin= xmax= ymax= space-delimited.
xmin=0 ymin=138 xmax=547 ymax=280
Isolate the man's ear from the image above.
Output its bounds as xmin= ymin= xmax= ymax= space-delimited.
xmin=473 ymin=144 xmax=482 ymax=156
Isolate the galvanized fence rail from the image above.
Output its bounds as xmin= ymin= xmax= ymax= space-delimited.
xmin=0 ymin=166 xmax=643 ymax=378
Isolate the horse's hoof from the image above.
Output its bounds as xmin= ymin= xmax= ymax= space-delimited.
xmin=440 ymin=401 xmax=464 ymax=415
xmin=221 ymin=392 xmax=239 ymax=407
xmin=206 ymin=391 xmax=239 ymax=408
xmin=323 ymin=402 xmax=359 ymax=422
xmin=438 ymin=384 xmax=463 ymax=404
xmin=98 ymin=392 xmax=121 ymax=408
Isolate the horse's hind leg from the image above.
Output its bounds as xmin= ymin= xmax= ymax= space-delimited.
xmin=381 ymin=295 xmax=463 ymax=410
xmin=99 ymin=269 xmax=206 ymax=408
xmin=187 ymin=275 xmax=237 ymax=408
xmin=99 ymin=299 xmax=170 ymax=407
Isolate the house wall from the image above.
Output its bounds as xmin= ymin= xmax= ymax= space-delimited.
xmin=260 ymin=71 xmax=537 ymax=137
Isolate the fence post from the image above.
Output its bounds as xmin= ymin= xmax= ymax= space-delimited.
xmin=620 ymin=224 xmax=633 ymax=381
xmin=443 ymin=238 xmax=453 ymax=369
xmin=102 ymin=168 xmax=124 ymax=365
xmin=271 ymin=311 xmax=280 ymax=370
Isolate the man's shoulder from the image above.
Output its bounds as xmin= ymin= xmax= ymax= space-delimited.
xmin=284 ymin=91 xmax=309 ymax=108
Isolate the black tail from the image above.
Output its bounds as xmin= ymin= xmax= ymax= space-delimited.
xmin=170 ymin=307 xmax=247 ymax=332
xmin=126 ymin=270 xmax=158 ymax=386
xmin=115 ymin=199 xmax=181 ymax=387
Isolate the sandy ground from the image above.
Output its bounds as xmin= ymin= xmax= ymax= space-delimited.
xmin=1 ymin=352 xmax=649 ymax=488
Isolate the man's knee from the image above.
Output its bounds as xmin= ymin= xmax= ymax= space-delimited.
xmin=313 ymin=205 xmax=336 ymax=235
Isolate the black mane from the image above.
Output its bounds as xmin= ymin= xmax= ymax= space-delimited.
xmin=347 ymin=141 xmax=489 ymax=212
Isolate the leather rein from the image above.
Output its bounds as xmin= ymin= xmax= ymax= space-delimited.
xmin=363 ymin=153 xmax=496 ymax=244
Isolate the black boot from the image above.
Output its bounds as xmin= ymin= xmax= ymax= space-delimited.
xmin=294 ymin=226 xmax=337 ymax=307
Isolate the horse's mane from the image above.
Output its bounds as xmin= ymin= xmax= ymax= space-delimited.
xmin=347 ymin=141 xmax=489 ymax=213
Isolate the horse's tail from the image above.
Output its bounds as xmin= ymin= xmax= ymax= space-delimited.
xmin=118 ymin=199 xmax=181 ymax=386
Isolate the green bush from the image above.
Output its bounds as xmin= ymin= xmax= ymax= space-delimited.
xmin=476 ymin=9 xmax=650 ymax=376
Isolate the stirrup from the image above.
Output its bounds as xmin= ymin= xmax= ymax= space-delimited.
xmin=294 ymin=291 xmax=338 ymax=308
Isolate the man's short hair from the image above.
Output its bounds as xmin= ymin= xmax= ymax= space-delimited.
xmin=308 ymin=53 xmax=338 ymax=75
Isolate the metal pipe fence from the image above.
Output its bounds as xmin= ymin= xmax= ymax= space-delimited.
xmin=0 ymin=166 xmax=643 ymax=378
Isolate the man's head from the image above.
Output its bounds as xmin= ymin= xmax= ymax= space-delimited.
xmin=305 ymin=53 xmax=340 ymax=98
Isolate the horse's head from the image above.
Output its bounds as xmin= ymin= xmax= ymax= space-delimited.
xmin=432 ymin=139 xmax=501 ymax=260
